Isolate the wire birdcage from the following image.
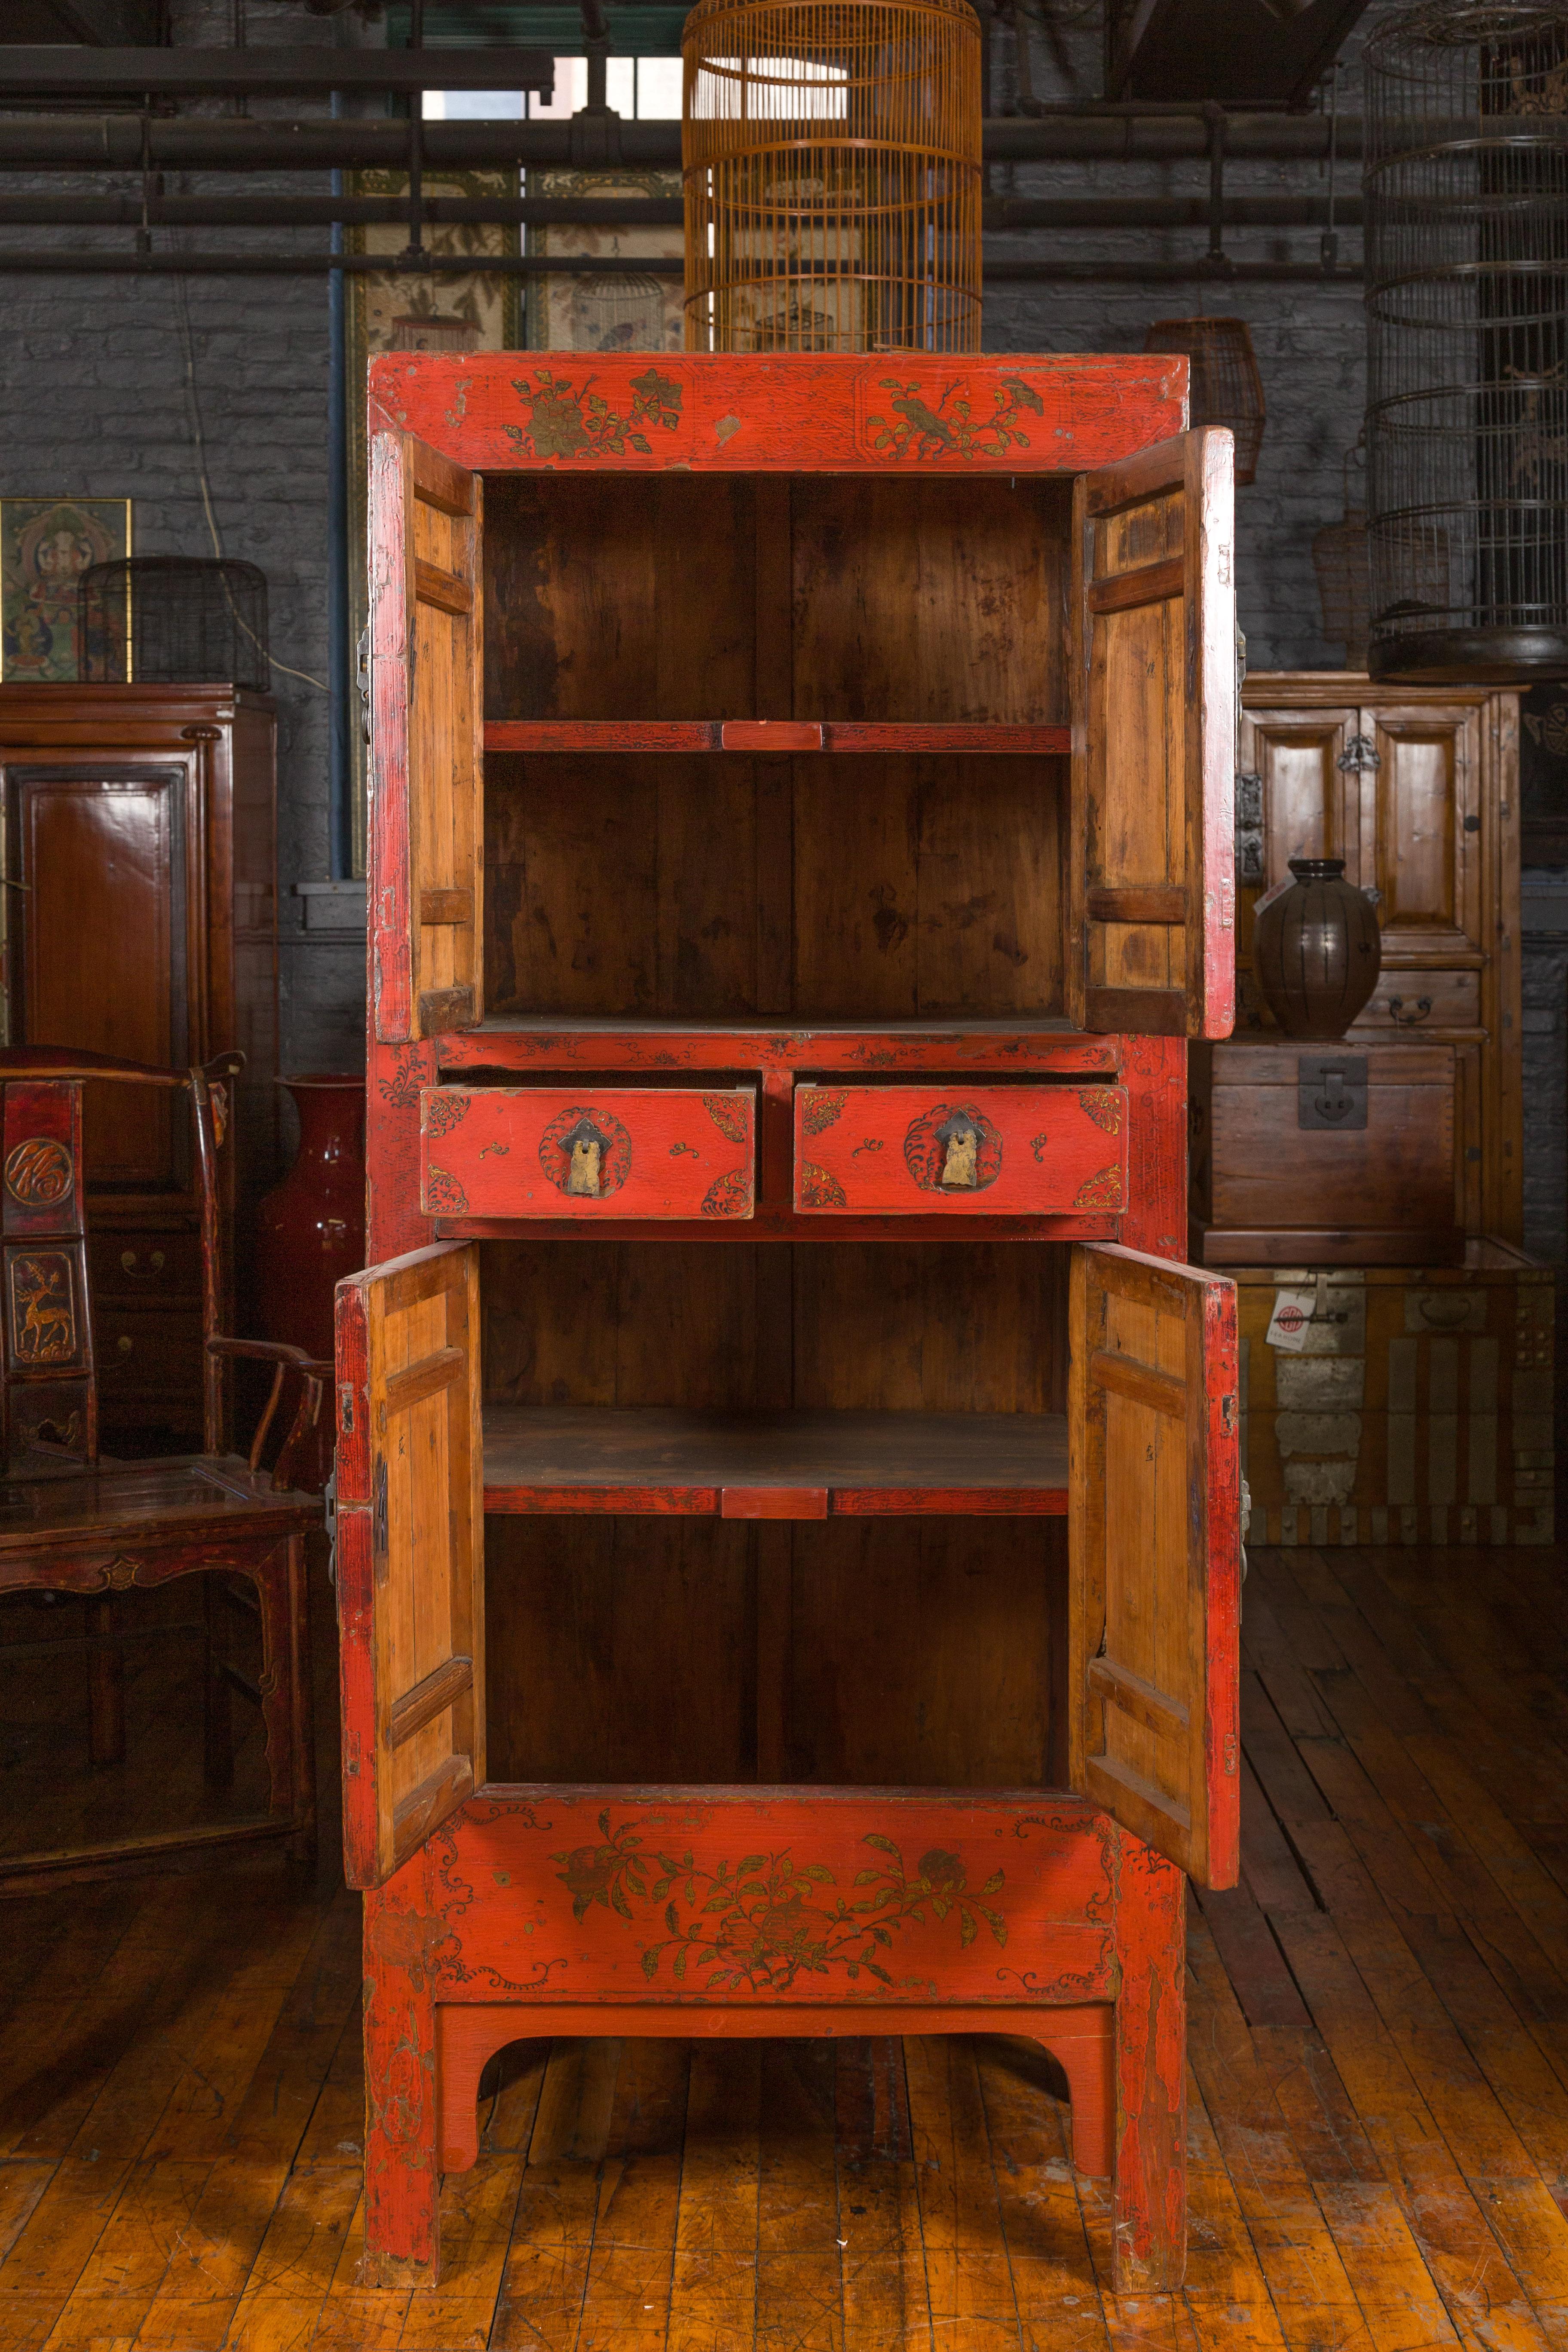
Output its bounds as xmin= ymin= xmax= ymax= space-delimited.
xmin=1142 ymin=318 xmax=1267 ymax=481
xmin=79 ymin=557 xmax=270 ymax=692
xmin=1364 ymin=1 xmax=1568 ymax=681
xmin=682 ymin=0 xmax=983 ymax=354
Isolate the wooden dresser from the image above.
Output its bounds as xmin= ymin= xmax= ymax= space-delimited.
xmin=1235 ymin=675 xmax=1521 ymax=1243
xmin=0 ymin=683 xmax=279 ymax=1440
xmin=337 ymin=350 xmax=1242 ymax=2294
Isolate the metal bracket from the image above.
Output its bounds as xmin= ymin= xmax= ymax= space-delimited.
xmin=1298 ymin=1054 xmax=1368 ymax=1130
xmin=324 ymin=1465 xmax=338 ymax=1588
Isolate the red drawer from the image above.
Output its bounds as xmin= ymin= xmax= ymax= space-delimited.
xmin=420 ymin=1087 xmax=755 ymax=1220
xmin=793 ymin=1084 xmax=1127 ymax=1216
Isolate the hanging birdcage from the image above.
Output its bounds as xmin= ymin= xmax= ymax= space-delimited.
xmin=1142 ymin=318 xmax=1267 ymax=481
xmin=682 ymin=0 xmax=983 ymax=354
xmin=79 ymin=557 xmax=270 ymax=692
xmin=1364 ymin=1 xmax=1568 ymax=681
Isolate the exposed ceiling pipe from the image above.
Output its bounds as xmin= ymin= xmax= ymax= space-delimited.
xmin=0 ymin=111 xmax=1365 ymax=172
xmin=0 ymin=251 xmax=1366 ymax=281
xmin=0 ymin=191 xmax=1366 ymax=230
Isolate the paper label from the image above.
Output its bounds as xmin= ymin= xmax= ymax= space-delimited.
xmin=1266 ymin=1287 xmax=1315 ymax=1352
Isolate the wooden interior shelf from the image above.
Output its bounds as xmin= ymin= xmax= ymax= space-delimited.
xmin=482 ymin=721 xmax=1071 ymax=756
xmin=481 ymin=1406 xmax=1069 ymax=1518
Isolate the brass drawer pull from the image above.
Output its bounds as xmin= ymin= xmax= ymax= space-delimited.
xmin=1387 ymin=996 xmax=1433 ymax=1025
xmin=119 ymin=1249 xmax=166 ymax=1274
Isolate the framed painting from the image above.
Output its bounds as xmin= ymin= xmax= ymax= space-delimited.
xmin=0 ymin=498 xmax=131 ymax=684
xmin=526 ymin=169 xmax=684 ymax=353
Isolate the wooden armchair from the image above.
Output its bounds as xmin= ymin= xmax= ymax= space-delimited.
xmin=0 ymin=1049 xmax=328 ymax=1895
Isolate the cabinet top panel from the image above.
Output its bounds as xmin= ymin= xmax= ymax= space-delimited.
xmin=368 ymin=351 xmax=1188 ymax=477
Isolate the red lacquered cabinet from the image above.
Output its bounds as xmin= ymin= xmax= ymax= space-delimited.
xmin=337 ymin=351 xmax=1240 ymax=2291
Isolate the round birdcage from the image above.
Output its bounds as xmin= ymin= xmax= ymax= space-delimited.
xmin=682 ymin=0 xmax=983 ymax=354
xmin=1364 ymin=1 xmax=1568 ymax=681
xmin=79 ymin=556 xmax=270 ymax=692
xmin=1142 ymin=318 xmax=1267 ymax=482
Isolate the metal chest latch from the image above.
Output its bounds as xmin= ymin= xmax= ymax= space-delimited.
xmin=1337 ymin=732 xmax=1381 ymax=774
xmin=1298 ymin=1054 xmax=1368 ymax=1129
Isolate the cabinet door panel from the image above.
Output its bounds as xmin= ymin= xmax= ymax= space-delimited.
xmin=369 ymin=433 xmax=484 ymax=1043
xmin=1069 ymin=1241 xmax=1240 ymax=1887
xmin=1368 ymin=707 xmax=1483 ymax=957
xmin=1235 ymin=707 xmax=1360 ymax=972
xmin=335 ymin=1240 xmax=484 ymax=1888
xmin=1070 ymin=429 xmax=1236 ymax=1038
xmin=6 ymin=763 xmax=189 ymax=1189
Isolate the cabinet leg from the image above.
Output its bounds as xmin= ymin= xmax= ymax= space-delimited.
xmin=1111 ymin=1839 xmax=1187 ymax=2295
xmin=88 ymin=1597 xmax=125 ymax=1767
xmin=361 ymin=1874 xmax=441 ymax=2282
xmin=201 ymin=1577 xmax=233 ymax=1788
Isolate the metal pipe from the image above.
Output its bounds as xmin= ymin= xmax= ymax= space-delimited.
xmin=0 ymin=192 xmax=1367 ymax=230
xmin=0 ymin=250 xmax=1367 ymax=281
xmin=0 ymin=45 xmax=554 ymax=96
xmin=0 ymin=112 xmax=1366 ymax=173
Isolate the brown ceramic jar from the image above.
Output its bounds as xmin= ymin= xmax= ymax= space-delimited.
xmin=1252 ymin=857 xmax=1381 ymax=1041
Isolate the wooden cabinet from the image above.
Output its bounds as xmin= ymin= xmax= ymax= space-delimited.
xmin=340 ymin=352 xmax=1242 ymax=2294
xmin=1237 ymin=676 xmax=1521 ymax=1241
xmin=0 ymin=686 xmax=279 ymax=1437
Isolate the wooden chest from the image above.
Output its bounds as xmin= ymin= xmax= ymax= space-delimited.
xmin=1189 ymin=1037 xmax=1463 ymax=1266
xmin=1229 ymin=1243 xmax=1553 ymax=1546
xmin=338 ymin=351 xmax=1243 ymax=2297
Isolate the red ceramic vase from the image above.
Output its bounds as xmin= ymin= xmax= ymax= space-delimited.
xmin=254 ymin=1075 xmax=366 ymax=1364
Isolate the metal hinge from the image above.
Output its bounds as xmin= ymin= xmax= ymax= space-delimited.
xmin=372 ymin=1454 xmax=388 ymax=1580
xmin=324 ymin=1465 xmax=338 ymax=1588
xmin=356 ymin=624 xmax=372 ymax=744
xmin=1337 ymin=732 xmax=1381 ymax=773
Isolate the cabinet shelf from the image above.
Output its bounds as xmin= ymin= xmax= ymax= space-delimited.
xmin=483 ymin=721 xmax=1070 ymax=757
xmin=481 ymin=1406 xmax=1068 ymax=1518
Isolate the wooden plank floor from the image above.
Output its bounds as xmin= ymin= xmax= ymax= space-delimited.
xmin=3 ymin=1543 xmax=1568 ymax=2348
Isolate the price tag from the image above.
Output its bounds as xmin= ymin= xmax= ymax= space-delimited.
xmin=1266 ymin=1287 xmax=1315 ymax=1352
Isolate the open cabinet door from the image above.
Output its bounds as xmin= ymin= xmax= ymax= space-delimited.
xmin=368 ymin=430 xmax=484 ymax=1044
xmin=335 ymin=1241 xmax=485 ymax=1889
xmin=1069 ymin=428 xmax=1235 ymax=1039
xmin=1069 ymin=1241 xmax=1240 ymax=1888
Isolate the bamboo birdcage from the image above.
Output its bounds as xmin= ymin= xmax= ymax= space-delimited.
xmin=1142 ymin=318 xmax=1267 ymax=482
xmin=1364 ymin=1 xmax=1568 ymax=680
xmin=682 ymin=0 xmax=983 ymax=354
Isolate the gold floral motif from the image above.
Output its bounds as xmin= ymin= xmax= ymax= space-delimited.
xmin=423 ymin=1091 xmax=471 ymax=1140
xmin=863 ymin=375 xmax=1044 ymax=461
xmin=1076 ymin=1087 xmax=1123 ymax=1136
xmin=552 ymin=1813 xmax=1007 ymax=1993
xmin=800 ymin=1090 xmax=847 ymax=1137
xmin=504 ymin=367 xmax=683 ymax=462
xmin=701 ymin=1167 xmax=751 ymax=1218
xmin=702 ymin=1094 xmax=749 ymax=1143
xmin=798 ymin=1162 xmax=848 ymax=1210
xmin=1074 ymin=1162 xmax=1124 ymax=1210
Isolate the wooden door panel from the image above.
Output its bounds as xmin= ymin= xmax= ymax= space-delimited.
xmin=1069 ymin=1241 xmax=1239 ymax=1887
xmin=1369 ymin=708 xmax=1482 ymax=957
xmin=6 ymin=765 xmax=187 ymax=1189
xmin=1070 ymin=430 xmax=1236 ymax=1038
xmin=336 ymin=1241 xmax=484 ymax=1889
xmin=369 ymin=434 xmax=484 ymax=1043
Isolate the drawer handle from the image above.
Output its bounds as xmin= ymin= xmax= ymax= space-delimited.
xmin=1387 ymin=996 xmax=1433 ymax=1025
xmin=116 ymin=1335 xmax=133 ymax=1356
xmin=119 ymin=1249 xmax=165 ymax=1274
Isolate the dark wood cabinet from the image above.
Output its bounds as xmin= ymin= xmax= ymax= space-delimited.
xmin=1236 ymin=676 xmax=1522 ymax=1243
xmin=340 ymin=352 xmax=1242 ymax=2295
xmin=0 ymin=685 xmax=279 ymax=1438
